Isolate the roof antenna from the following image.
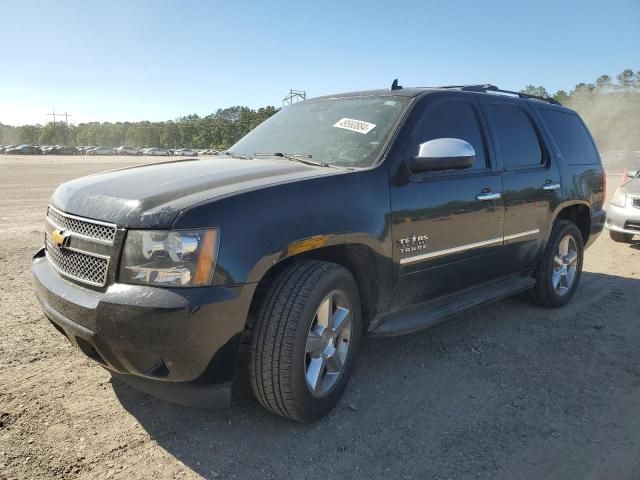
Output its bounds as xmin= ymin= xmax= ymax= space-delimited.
xmin=390 ymin=79 xmax=403 ymax=91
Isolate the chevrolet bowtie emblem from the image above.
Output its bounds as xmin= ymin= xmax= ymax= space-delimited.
xmin=51 ymin=229 xmax=71 ymax=248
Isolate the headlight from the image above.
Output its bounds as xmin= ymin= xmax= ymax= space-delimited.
xmin=120 ymin=229 xmax=219 ymax=287
xmin=611 ymin=187 xmax=627 ymax=208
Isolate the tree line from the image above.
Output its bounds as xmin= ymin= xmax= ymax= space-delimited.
xmin=0 ymin=106 xmax=278 ymax=150
xmin=1 ymin=68 xmax=639 ymax=152
xmin=521 ymin=68 xmax=640 ymax=151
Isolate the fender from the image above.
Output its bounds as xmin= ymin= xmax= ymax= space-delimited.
xmin=246 ymin=231 xmax=388 ymax=284
xmin=172 ymin=164 xmax=394 ymax=290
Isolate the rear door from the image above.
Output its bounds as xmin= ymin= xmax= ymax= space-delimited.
xmin=389 ymin=94 xmax=506 ymax=309
xmin=479 ymin=97 xmax=562 ymax=271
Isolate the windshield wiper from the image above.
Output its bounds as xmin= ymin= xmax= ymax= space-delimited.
xmin=253 ymin=152 xmax=330 ymax=167
xmin=222 ymin=150 xmax=253 ymax=160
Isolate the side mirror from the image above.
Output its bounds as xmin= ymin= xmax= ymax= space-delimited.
xmin=411 ymin=138 xmax=475 ymax=173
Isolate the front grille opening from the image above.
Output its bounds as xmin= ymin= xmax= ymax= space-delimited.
xmin=75 ymin=337 xmax=106 ymax=365
xmin=45 ymin=240 xmax=109 ymax=287
xmin=633 ymin=198 xmax=640 ymax=209
xmin=47 ymin=206 xmax=117 ymax=244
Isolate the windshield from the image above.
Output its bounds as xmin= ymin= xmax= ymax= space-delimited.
xmin=228 ymin=96 xmax=410 ymax=167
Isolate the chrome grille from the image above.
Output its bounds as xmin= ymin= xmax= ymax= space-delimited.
xmin=47 ymin=206 xmax=116 ymax=244
xmin=633 ymin=197 xmax=640 ymax=209
xmin=45 ymin=240 xmax=109 ymax=287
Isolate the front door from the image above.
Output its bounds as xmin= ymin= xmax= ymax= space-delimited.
xmin=389 ymin=95 xmax=506 ymax=311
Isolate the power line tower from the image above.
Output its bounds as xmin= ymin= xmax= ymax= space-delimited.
xmin=282 ymin=89 xmax=306 ymax=108
xmin=47 ymin=110 xmax=73 ymax=125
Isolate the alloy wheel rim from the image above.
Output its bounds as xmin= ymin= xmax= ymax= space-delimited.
xmin=304 ymin=290 xmax=352 ymax=398
xmin=552 ymin=234 xmax=579 ymax=296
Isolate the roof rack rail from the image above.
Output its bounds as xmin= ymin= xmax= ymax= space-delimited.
xmin=435 ymin=84 xmax=561 ymax=105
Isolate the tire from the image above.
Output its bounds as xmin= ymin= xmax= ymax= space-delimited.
xmin=609 ymin=230 xmax=634 ymax=243
xmin=532 ymin=220 xmax=584 ymax=308
xmin=249 ymin=260 xmax=361 ymax=422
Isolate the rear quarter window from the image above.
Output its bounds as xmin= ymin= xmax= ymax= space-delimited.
xmin=538 ymin=109 xmax=600 ymax=165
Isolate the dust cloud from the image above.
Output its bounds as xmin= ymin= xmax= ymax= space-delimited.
xmin=568 ymin=93 xmax=640 ymax=172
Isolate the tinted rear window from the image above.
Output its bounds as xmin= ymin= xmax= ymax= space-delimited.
xmin=538 ymin=109 xmax=599 ymax=165
xmin=488 ymin=104 xmax=542 ymax=168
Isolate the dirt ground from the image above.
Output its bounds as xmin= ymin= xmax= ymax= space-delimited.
xmin=1 ymin=155 xmax=639 ymax=480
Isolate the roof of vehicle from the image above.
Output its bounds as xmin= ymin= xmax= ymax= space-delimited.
xmin=312 ymin=81 xmax=569 ymax=110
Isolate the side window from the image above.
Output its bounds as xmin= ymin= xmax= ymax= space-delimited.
xmin=538 ymin=109 xmax=599 ymax=165
xmin=488 ymin=104 xmax=542 ymax=168
xmin=410 ymin=100 xmax=487 ymax=170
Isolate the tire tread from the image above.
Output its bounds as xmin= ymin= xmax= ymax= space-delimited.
xmin=250 ymin=260 xmax=342 ymax=421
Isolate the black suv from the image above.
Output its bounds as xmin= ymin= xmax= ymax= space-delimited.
xmin=33 ymin=83 xmax=606 ymax=422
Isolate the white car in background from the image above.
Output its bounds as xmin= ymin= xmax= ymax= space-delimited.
xmin=173 ymin=148 xmax=199 ymax=156
xmin=143 ymin=148 xmax=170 ymax=156
xmin=87 ymin=147 xmax=115 ymax=155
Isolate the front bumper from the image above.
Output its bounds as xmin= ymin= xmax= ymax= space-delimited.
xmin=605 ymin=202 xmax=640 ymax=236
xmin=32 ymin=248 xmax=256 ymax=407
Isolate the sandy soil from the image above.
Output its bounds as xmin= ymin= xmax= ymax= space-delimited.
xmin=1 ymin=155 xmax=639 ymax=480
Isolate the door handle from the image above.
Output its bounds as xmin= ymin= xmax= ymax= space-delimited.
xmin=542 ymin=182 xmax=561 ymax=191
xmin=476 ymin=192 xmax=502 ymax=201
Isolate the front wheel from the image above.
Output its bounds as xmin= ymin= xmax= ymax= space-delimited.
xmin=532 ymin=220 xmax=584 ymax=308
xmin=249 ymin=260 xmax=361 ymax=422
xmin=609 ymin=230 xmax=634 ymax=243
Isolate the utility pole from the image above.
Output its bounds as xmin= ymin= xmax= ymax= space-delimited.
xmin=282 ymin=89 xmax=306 ymax=108
xmin=47 ymin=110 xmax=72 ymax=125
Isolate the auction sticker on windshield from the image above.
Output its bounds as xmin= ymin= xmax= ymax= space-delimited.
xmin=333 ymin=118 xmax=376 ymax=134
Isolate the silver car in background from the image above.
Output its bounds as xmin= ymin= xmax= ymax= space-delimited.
xmin=115 ymin=146 xmax=142 ymax=156
xmin=142 ymin=148 xmax=170 ymax=156
xmin=606 ymin=170 xmax=640 ymax=243
xmin=173 ymin=148 xmax=199 ymax=156
xmin=87 ymin=146 xmax=115 ymax=155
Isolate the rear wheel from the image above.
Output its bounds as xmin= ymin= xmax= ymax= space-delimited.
xmin=532 ymin=220 xmax=584 ymax=308
xmin=609 ymin=230 xmax=634 ymax=243
xmin=249 ymin=260 xmax=361 ymax=422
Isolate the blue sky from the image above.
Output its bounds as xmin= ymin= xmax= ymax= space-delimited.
xmin=0 ymin=0 xmax=638 ymax=126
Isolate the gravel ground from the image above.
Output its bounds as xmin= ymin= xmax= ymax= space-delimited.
xmin=1 ymin=155 xmax=639 ymax=480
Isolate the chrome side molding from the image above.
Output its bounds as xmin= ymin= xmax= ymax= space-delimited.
xmin=400 ymin=229 xmax=541 ymax=265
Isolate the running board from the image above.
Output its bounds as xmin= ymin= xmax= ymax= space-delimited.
xmin=370 ymin=275 xmax=535 ymax=337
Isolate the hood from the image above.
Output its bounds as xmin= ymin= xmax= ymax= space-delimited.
xmin=50 ymin=156 xmax=333 ymax=228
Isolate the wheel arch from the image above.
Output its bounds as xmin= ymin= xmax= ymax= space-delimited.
xmin=231 ymin=238 xmax=390 ymax=402
xmin=552 ymin=201 xmax=591 ymax=245
xmin=246 ymin=238 xmax=391 ymax=334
